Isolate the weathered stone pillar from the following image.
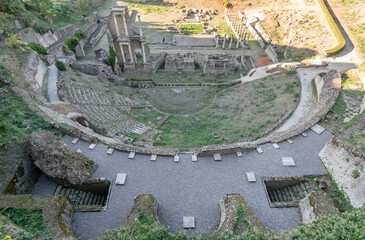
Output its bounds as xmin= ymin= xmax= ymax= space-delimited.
xmin=229 ymin=35 xmax=233 ymax=49
xmin=121 ymin=12 xmax=128 ymax=37
xmin=113 ymin=14 xmax=120 ymax=38
xmin=232 ymin=17 xmax=236 ymax=28
xmin=246 ymin=34 xmax=250 ymax=45
xmin=222 ymin=35 xmax=227 ymax=48
xmin=141 ymin=42 xmax=147 ymax=63
xmin=236 ymin=36 xmax=241 ymax=48
xmin=128 ymin=43 xmax=134 ymax=64
xmin=119 ymin=43 xmax=126 ymax=63
xmin=216 ymin=36 xmax=220 ymax=48
xmin=137 ymin=15 xmax=143 ymax=36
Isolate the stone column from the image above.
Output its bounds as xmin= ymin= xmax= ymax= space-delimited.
xmin=137 ymin=15 xmax=143 ymax=36
xmin=128 ymin=43 xmax=134 ymax=64
xmin=113 ymin=14 xmax=120 ymax=38
xmin=121 ymin=11 xmax=129 ymax=37
xmin=233 ymin=17 xmax=236 ymax=28
xmin=229 ymin=35 xmax=233 ymax=49
xmin=119 ymin=43 xmax=126 ymax=63
xmin=238 ymin=23 xmax=242 ymax=37
xmin=236 ymin=36 xmax=241 ymax=48
xmin=246 ymin=34 xmax=250 ymax=45
xmin=216 ymin=36 xmax=220 ymax=48
xmin=141 ymin=42 xmax=147 ymax=63
xmin=222 ymin=35 xmax=227 ymax=48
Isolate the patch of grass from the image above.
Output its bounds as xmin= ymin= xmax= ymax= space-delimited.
xmin=180 ymin=24 xmax=204 ymax=35
xmin=351 ymin=169 xmax=360 ymax=179
xmin=2 ymin=208 xmax=50 ymax=238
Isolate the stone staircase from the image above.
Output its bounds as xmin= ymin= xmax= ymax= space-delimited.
xmin=54 ymin=185 xmax=107 ymax=206
xmin=267 ymin=181 xmax=317 ymax=203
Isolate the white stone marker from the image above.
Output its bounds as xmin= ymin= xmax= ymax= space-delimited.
xmin=76 ymin=149 xmax=82 ymax=153
xmin=128 ymin=152 xmax=135 ymax=159
xmin=192 ymin=154 xmax=198 ymax=162
xmin=183 ymin=216 xmax=195 ymax=228
xmin=301 ymin=132 xmax=307 ymax=137
xmin=151 ymin=154 xmax=157 ymax=161
xmin=72 ymin=138 xmax=79 ymax=144
xmin=246 ymin=172 xmax=256 ymax=182
xmin=213 ymin=154 xmax=222 ymax=161
xmin=89 ymin=143 xmax=97 ymax=150
xmin=256 ymin=147 xmax=263 ymax=153
xmin=311 ymin=124 xmax=325 ymax=135
xmin=174 ymin=155 xmax=180 ymax=163
xmin=115 ymin=173 xmax=127 ymax=185
xmin=107 ymin=148 xmax=114 ymax=155
xmin=282 ymin=157 xmax=296 ymax=166
xmin=272 ymin=143 xmax=279 ymax=149
xmin=287 ymin=139 xmax=293 ymax=144
xmin=236 ymin=152 xmax=243 ymax=157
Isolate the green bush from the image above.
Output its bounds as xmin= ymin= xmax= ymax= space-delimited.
xmin=318 ymin=0 xmax=346 ymax=56
xmin=103 ymin=46 xmax=116 ymax=71
xmin=64 ymin=38 xmax=79 ymax=53
xmin=74 ymin=29 xmax=86 ymax=40
xmin=28 ymin=42 xmax=49 ymax=56
xmin=351 ymin=169 xmax=360 ymax=179
xmin=55 ymin=60 xmax=66 ymax=71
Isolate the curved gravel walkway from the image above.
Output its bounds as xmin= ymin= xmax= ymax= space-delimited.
xmin=32 ymin=129 xmax=332 ymax=239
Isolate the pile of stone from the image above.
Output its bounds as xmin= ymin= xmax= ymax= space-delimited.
xmin=179 ymin=8 xmax=217 ymax=22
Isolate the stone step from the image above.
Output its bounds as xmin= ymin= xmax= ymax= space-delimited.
xmin=54 ymin=185 xmax=62 ymax=195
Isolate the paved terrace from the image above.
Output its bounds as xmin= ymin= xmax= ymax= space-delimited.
xmin=32 ymin=130 xmax=332 ymax=239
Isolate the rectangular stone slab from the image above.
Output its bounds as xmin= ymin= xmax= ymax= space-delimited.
xmin=72 ymin=138 xmax=79 ymax=144
xmin=311 ymin=124 xmax=325 ymax=135
xmin=128 ymin=152 xmax=135 ymax=159
xmin=213 ymin=154 xmax=222 ymax=161
xmin=183 ymin=216 xmax=195 ymax=228
xmin=256 ymin=147 xmax=263 ymax=153
xmin=174 ymin=155 xmax=180 ymax=162
xmin=246 ymin=172 xmax=256 ymax=182
xmin=272 ymin=143 xmax=279 ymax=149
xmin=301 ymin=132 xmax=307 ymax=137
xmin=151 ymin=155 xmax=157 ymax=161
xmin=282 ymin=157 xmax=296 ymax=166
xmin=115 ymin=173 xmax=127 ymax=185
xmin=107 ymin=148 xmax=114 ymax=155
xmin=287 ymin=139 xmax=293 ymax=144
xmin=236 ymin=151 xmax=243 ymax=157
xmin=89 ymin=143 xmax=97 ymax=150
xmin=192 ymin=154 xmax=197 ymax=162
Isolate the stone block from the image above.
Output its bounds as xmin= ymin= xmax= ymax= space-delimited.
xmin=89 ymin=143 xmax=97 ymax=150
xmin=192 ymin=154 xmax=198 ymax=162
xmin=256 ymin=147 xmax=263 ymax=153
xmin=272 ymin=143 xmax=279 ymax=149
xmin=214 ymin=154 xmax=222 ymax=161
xmin=151 ymin=155 xmax=157 ymax=161
xmin=183 ymin=216 xmax=195 ymax=228
xmin=77 ymin=149 xmax=82 ymax=153
xmin=246 ymin=172 xmax=256 ymax=182
xmin=311 ymin=124 xmax=325 ymax=135
xmin=282 ymin=157 xmax=295 ymax=166
xmin=107 ymin=148 xmax=114 ymax=155
xmin=174 ymin=155 xmax=180 ymax=163
xmin=116 ymin=173 xmax=127 ymax=185
xmin=236 ymin=152 xmax=243 ymax=157
xmin=71 ymin=138 xmax=79 ymax=144
xmin=287 ymin=139 xmax=293 ymax=144
xmin=301 ymin=132 xmax=307 ymax=137
xmin=128 ymin=152 xmax=135 ymax=159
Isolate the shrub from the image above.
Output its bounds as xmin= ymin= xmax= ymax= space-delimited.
xmin=222 ymin=0 xmax=232 ymax=8
xmin=28 ymin=42 xmax=49 ymax=56
xmin=64 ymin=38 xmax=79 ymax=53
xmin=74 ymin=29 xmax=86 ymax=40
xmin=103 ymin=46 xmax=116 ymax=71
xmin=55 ymin=60 xmax=66 ymax=71
xmin=318 ymin=0 xmax=345 ymax=56
xmin=351 ymin=169 xmax=360 ymax=179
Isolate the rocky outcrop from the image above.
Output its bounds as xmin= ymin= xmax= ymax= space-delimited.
xmin=319 ymin=138 xmax=365 ymax=208
xmin=215 ymin=193 xmax=269 ymax=234
xmin=18 ymin=25 xmax=75 ymax=47
xmin=70 ymin=62 xmax=112 ymax=76
xmin=299 ymin=191 xmax=339 ymax=224
xmin=27 ymin=131 xmax=98 ymax=185
xmin=121 ymin=194 xmax=162 ymax=228
xmin=22 ymin=52 xmax=47 ymax=91
xmin=67 ymin=112 xmax=111 ymax=137
xmin=0 ymin=195 xmax=74 ymax=239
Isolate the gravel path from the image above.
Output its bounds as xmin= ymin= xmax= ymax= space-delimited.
xmin=32 ymin=130 xmax=332 ymax=239
xmin=47 ymin=63 xmax=60 ymax=103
